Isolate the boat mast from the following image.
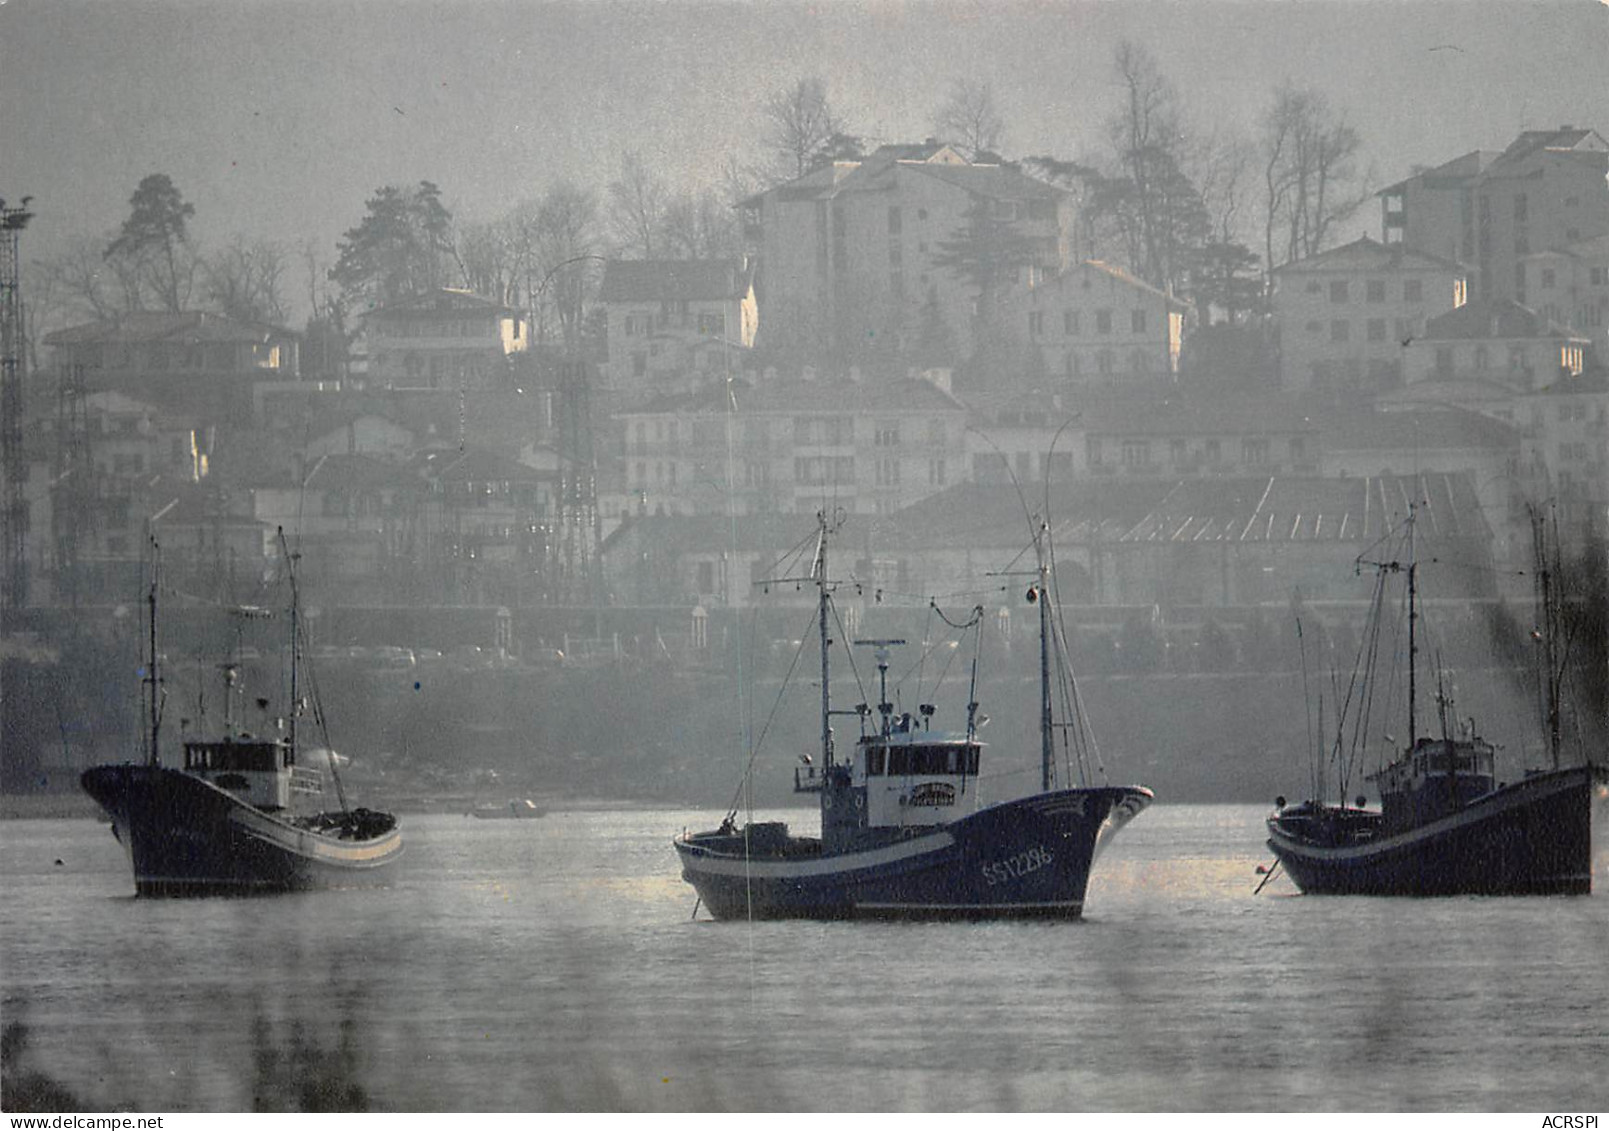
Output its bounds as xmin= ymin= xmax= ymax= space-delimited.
xmin=147 ymin=538 xmax=160 ymax=767
xmin=1036 ymin=521 xmax=1054 ymax=793
xmin=815 ymin=511 xmax=833 ymax=769
xmin=1407 ymin=502 xmax=1418 ymax=753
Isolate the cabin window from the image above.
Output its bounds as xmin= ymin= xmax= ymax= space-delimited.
xmin=866 ymin=748 xmax=885 ymax=775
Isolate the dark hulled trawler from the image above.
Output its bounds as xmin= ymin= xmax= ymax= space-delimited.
xmin=1266 ymin=504 xmax=1606 ymax=896
xmin=81 ymin=535 xmax=402 ymax=896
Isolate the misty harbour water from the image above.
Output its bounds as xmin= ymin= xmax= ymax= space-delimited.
xmin=2 ymin=804 xmax=1606 ymax=1112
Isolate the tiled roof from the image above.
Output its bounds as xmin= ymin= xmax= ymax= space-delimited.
xmin=302 ymin=452 xmax=426 ymax=494
xmin=361 ymin=288 xmax=516 ymax=320
xmin=871 ymin=473 xmax=1487 ymax=550
xmin=45 ymin=311 xmax=296 ymax=345
xmin=416 ymin=447 xmax=554 ymax=484
xmin=1378 ymin=150 xmax=1496 ymax=195
xmin=596 ymin=259 xmax=750 ymax=303
xmin=1419 ymin=299 xmax=1579 ymax=342
xmin=1322 ymin=406 xmax=1518 ymax=452
xmin=1272 ymin=235 xmax=1464 ymax=276
xmin=624 ymin=375 xmax=966 ymax=417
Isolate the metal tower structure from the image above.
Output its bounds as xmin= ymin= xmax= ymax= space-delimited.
xmin=555 ymin=357 xmax=599 ymax=606
xmin=53 ymin=364 xmax=93 ymax=609
xmin=1 ymin=197 xmax=34 ymax=613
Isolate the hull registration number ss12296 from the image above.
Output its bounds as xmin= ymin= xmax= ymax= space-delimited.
xmin=981 ymin=845 xmax=1053 ymax=886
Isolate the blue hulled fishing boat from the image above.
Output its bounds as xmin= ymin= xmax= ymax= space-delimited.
xmin=674 ymin=512 xmax=1152 ymax=920
xmin=82 ymin=535 xmax=402 ymax=896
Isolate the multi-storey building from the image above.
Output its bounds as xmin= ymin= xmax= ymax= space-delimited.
xmin=613 ymin=371 xmax=968 ymax=518
xmin=1007 ymin=260 xmax=1189 ymax=390
xmin=595 ymin=258 xmax=756 ymax=404
xmin=1517 ymin=370 xmax=1609 ymax=535
xmin=1380 ymin=126 xmax=1609 ymax=303
xmin=1270 ymin=236 xmax=1466 ymax=396
xmin=360 ymin=288 xmax=526 ymax=391
xmin=44 ymin=311 xmax=300 ymax=426
xmin=1519 ymin=232 xmax=1609 ymax=355
xmin=740 ymin=142 xmax=1074 ymax=368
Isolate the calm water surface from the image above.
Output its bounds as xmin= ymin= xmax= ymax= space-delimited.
xmin=2 ymin=804 xmax=1605 ymax=1111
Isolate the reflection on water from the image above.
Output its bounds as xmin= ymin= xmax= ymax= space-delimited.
xmin=1 ymin=805 xmax=1605 ymax=1111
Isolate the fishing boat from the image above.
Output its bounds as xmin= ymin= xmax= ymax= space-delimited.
xmin=81 ymin=534 xmax=403 ymax=896
xmin=674 ymin=511 xmax=1153 ymax=920
xmin=1266 ymin=504 xmax=1607 ymax=896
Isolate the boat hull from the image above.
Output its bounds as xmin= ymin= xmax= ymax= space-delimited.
xmin=675 ymin=786 xmax=1152 ymax=920
xmin=1267 ymin=765 xmax=1605 ymax=896
xmin=81 ymin=764 xmax=403 ymax=896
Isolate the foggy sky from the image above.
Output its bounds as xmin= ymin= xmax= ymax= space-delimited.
xmin=3 ymin=0 xmax=1607 ymax=321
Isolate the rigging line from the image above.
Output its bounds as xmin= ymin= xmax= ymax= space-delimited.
xmin=720 ymin=604 xmax=816 ymax=827
xmin=828 ymin=597 xmax=872 ymax=710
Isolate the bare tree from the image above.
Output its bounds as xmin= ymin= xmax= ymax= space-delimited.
xmin=661 ymin=189 xmax=742 ymax=259
xmin=1104 ymin=41 xmax=1207 ymax=293
xmin=607 ymin=150 xmax=667 ymax=259
xmin=203 ymin=237 xmax=289 ymax=325
xmin=762 ymin=76 xmax=842 ymax=182
xmin=1260 ymin=83 xmax=1369 ymax=275
xmin=932 ymin=78 xmax=1006 ymax=159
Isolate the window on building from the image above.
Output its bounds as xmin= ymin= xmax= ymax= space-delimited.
xmin=1121 ymin=440 xmax=1150 ymax=467
xmin=888 ymin=206 xmax=902 ymax=235
xmin=1514 ymin=193 xmax=1527 ymax=222
xmin=1064 ymin=310 xmax=1080 ymax=335
xmin=1474 ymin=345 xmax=1489 ymax=371
xmin=876 ymin=457 xmax=901 ymax=487
xmin=1086 ymin=435 xmax=1103 ymax=465
xmin=1028 ymin=311 xmax=1044 ymax=336
xmin=1096 ymin=349 xmax=1115 ymax=374
xmin=1096 ymin=309 xmax=1113 ymax=334
xmin=1591 ymin=267 xmax=1608 ymax=287
xmin=697 ymin=561 xmax=715 ymax=594
xmin=1435 ymin=347 xmax=1454 ymax=375
xmin=1541 ymin=268 xmax=1556 ymax=289
xmin=1330 ymin=280 xmax=1349 ymax=302
xmin=1170 ymin=439 xmax=1188 ymax=466
xmin=874 ymin=422 xmax=900 ymax=447
xmin=1242 ymin=439 xmax=1269 ymax=465
xmin=1204 ymin=439 xmax=1221 ymax=464
xmin=1367 ymin=280 xmax=1386 ymax=303
xmin=1306 ymin=320 xmax=1323 ymax=335
xmin=1367 ymin=319 xmax=1386 ymax=342
xmin=1131 ymin=309 xmax=1146 ymax=334
xmin=1330 ymin=320 xmax=1350 ymax=343
xmin=1404 ymin=279 xmax=1423 ymax=302
xmin=928 ymin=458 xmax=947 ymax=486
xmin=1290 ymin=437 xmax=1306 ymax=463
xmin=697 ymin=313 xmax=723 ymax=335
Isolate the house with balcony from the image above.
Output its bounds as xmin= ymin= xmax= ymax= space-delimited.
xmin=1271 ymin=236 xmax=1466 ymax=397
xmin=43 ymin=311 xmax=300 ymax=426
xmin=1078 ymin=393 xmax=1322 ymax=481
xmin=360 ymin=288 xmax=526 ymax=391
xmin=596 ymin=258 xmax=756 ymax=405
xmin=740 ymin=141 xmax=1075 ymax=370
xmin=1006 ymin=260 xmax=1189 ymax=391
xmin=1405 ymin=299 xmax=1587 ymax=394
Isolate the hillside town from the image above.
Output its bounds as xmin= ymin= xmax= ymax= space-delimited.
xmin=3 ymin=74 xmax=1607 ymax=806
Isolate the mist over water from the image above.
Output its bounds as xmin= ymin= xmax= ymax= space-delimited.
xmin=3 ymin=805 xmax=1605 ymax=1111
